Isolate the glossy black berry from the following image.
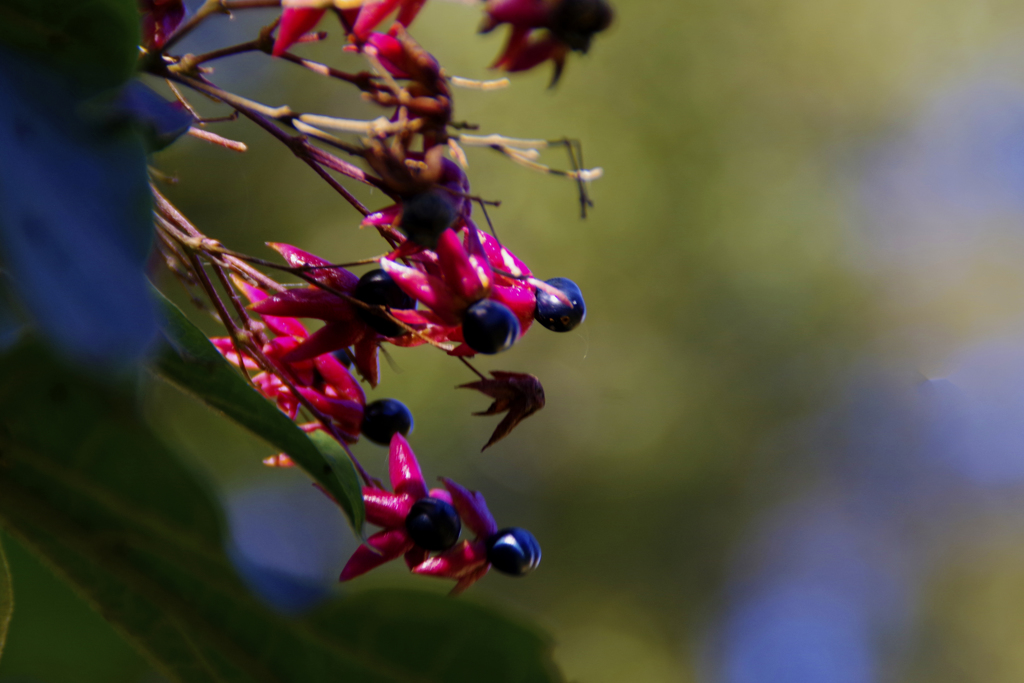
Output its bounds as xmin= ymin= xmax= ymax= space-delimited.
xmin=361 ymin=398 xmax=414 ymax=445
xmin=405 ymin=497 xmax=461 ymax=551
xmin=485 ymin=528 xmax=542 ymax=576
xmin=534 ymin=277 xmax=586 ymax=332
xmin=399 ymin=190 xmax=457 ymax=249
xmin=461 ymin=299 xmax=520 ymax=354
xmin=354 ymin=269 xmax=416 ymax=337
xmin=550 ymin=0 xmax=614 ymax=53
xmin=331 ymin=349 xmax=352 ymax=367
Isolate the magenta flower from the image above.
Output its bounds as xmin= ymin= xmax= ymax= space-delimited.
xmin=139 ymin=0 xmax=186 ymax=49
xmin=381 ymin=222 xmax=537 ymax=355
xmin=339 ymin=433 xmax=460 ymax=580
xmin=272 ymin=0 xmax=429 ymax=57
xmin=211 ymin=277 xmax=366 ymax=438
xmin=272 ymin=6 xmax=327 ymax=56
xmin=481 ymin=0 xmax=613 ymax=82
xmin=246 ymin=243 xmax=393 ymax=387
xmin=414 ymin=476 xmax=541 ymax=595
xmin=339 ymin=433 xmax=541 ymax=594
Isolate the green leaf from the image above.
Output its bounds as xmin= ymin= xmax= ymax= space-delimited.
xmin=151 ymin=290 xmax=365 ymax=535
xmin=0 ymin=340 xmax=564 ymax=683
xmin=0 ymin=0 xmax=140 ymax=95
xmin=0 ymin=536 xmax=11 ymax=664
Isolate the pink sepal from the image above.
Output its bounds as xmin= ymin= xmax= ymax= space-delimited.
xmin=210 ymin=337 xmax=261 ymax=370
xmin=380 ymin=258 xmax=461 ymax=325
xmin=314 ymin=353 xmax=366 ymax=404
xmin=251 ymin=288 xmax=355 ymax=323
xmin=281 ymin=323 xmax=364 ymax=363
xmin=492 ymin=25 xmax=531 ymax=69
xmin=268 ymin=242 xmax=359 ymax=290
xmin=353 ymin=332 xmax=382 ymax=388
xmin=339 ymin=528 xmax=414 ymax=581
xmin=404 ymin=546 xmax=429 ymax=569
xmin=412 ymin=539 xmax=489 ymax=578
xmin=484 ymin=0 xmax=551 ymax=28
xmin=441 ymin=477 xmax=498 ymax=537
xmin=363 ymin=488 xmax=415 ymax=527
xmin=389 ymin=433 xmax=429 ymax=499
xmin=450 ymin=564 xmax=490 ymax=595
xmin=295 ymin=388 xmax=364 ymax=434
xmin=437 ymin=228 xmax=491 ymax=303
xmin=503 ymin=35 xmax=564 ymax=73
xmin=273 ymin=8 xmax=326 ymax=56
xmin=352 ymin=0 xmax=402 ymax=40
xmin=474 ymin=228 xmax=532 ymax=282
xmin=361 ymin=204 xmax=402 ymax=228
xmin=428 ymin=487 xmax=453 ymax=504
xmin=489 ymin=284 xmax=535 ymax=335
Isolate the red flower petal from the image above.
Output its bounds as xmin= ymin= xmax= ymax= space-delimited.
xmin=450 ymin=564 xmax=490 ymax=595
xmin=273 ymin=8 xmax=326 ymax=56
xmin=437 ymin=228 xmax=490 ymax=303
xmin=363 ymin=488 xmax=415 ymax=527
xmin=339 ymin=528 xmax=414 ymax=581
xmin=315 ymin=353 xmax=366 ymax=405
xmin=412 ymin=539 xmax=489 ymax=579
xmin=388 ymin=433 xmax=428 ymax=499
xmin=380 ymin=258 xmax=461 ymax=324
xmin=267 ymin=242 xmax=359 ymax=291
xmin=352 ymin=0 xmax=402 ymax=40
xmin=440 ymin=478 xmax=498 ymax=538
xmin=353 ymin=331 xmax=382 ymax=388
xmin=281 ymin=322 xmax=365 ymax=363
xmin=251 ymin=288 xmax=355 ymax=323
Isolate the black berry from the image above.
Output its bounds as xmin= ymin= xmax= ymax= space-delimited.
xmin=534 ymin=277 xmax=586 ymax=332
xmin=405 ymin=497 xmax=462 ymax=551
xmin=331 ymin=349 xmax=352 ymax=367
xmin=399 ymin=190 xmax=457 ymax=249
xmin=461 ymin=299 xmax=520 ymax=354
xmin=485 ymin=528 xmax=541 ymax=576
xmin=354 ymin=269 xmax=416 ymax=337
xmin=361 ymin=398 xmax=414 ymax=445
xmin=550 ymin=0 xmax=613 ymax=53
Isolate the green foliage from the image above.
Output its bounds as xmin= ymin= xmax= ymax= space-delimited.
xmin=152 ymin=291 xmax=365 ymax=535
xmin=0 ymin=0 xmax=140 ymax=95
xmin=0 ymin=537 xmax=11 ymax=663
xmin=0 ymin=340 xmax=563 ymax=682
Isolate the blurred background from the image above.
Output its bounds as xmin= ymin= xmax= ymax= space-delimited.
xmin=9 ymin=0 xmax=1024 ymax=681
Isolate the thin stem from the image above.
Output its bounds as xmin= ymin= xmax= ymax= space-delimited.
xmin=459 ymin=357 xmax=487 ymax=381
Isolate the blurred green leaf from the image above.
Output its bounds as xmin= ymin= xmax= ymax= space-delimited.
xmin=151 ymin=290 xmax=365 ymax=534
xmin=0 ymin=0 xmax=140 ymax=95
xmin=0 ymin=536 xmax=11 ymax=663
xmin=0 ymin=340 xmax=563 ymax=682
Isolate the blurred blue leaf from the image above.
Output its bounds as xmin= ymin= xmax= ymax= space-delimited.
xmin=0 ymin=50 xmax=157 ymax=367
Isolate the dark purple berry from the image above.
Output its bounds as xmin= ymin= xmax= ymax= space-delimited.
xmin=534 ymin=277 xmax=586 ymax=332
xmin=399 ymin=190 xmax=457 ymax=249
xmin=361 ymin=398 xmax=414 ymax=445
xmin=550 ymin=0 xmax=613 ymax=53
xmin=485 ymin=528 xmax=541 ymax=576
xmin=354 ymin=269 xmax=416 ymax=337
xmin=331 ymin=349 xmax=352 ymax=367
xmin=461 ymin=299 xmax=520 ymax=354
xmin=405 ymin=497 xmax=461 ymax=551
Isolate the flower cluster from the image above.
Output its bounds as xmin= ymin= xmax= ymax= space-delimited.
xmin=145 ymin=0 xmax=603 ymax=594
xmin=341 ymin=433 xmax=541 ymax=594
